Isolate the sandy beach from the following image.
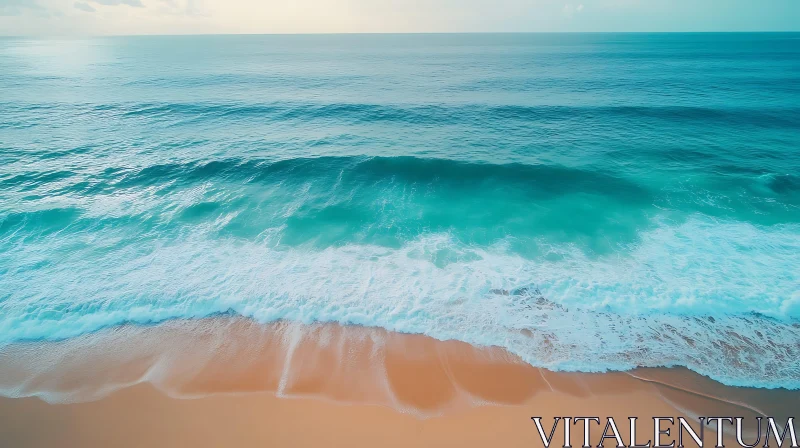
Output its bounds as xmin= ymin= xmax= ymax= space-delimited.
xmin=1 ymin=319 xmax=795 ymax=448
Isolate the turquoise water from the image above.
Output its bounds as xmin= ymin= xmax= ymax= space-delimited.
xmin=1 ymin=34 xmax=799 ymax=389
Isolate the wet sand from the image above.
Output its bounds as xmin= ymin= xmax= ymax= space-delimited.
xmin=0 ymin=318 xmax=796 ymax=447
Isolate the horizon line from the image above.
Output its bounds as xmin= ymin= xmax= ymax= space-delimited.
xmin=2 ymin=30 xmax=800 ymax=38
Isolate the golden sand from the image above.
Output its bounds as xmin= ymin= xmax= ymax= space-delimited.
xmin=0 ymin=319 xmax=795 ymax=447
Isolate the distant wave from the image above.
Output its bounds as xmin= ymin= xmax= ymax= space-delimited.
xmin=4 ymin=101 xmax=800 ymax=129
xmin=2 ymin=157 xmax=797 ymax=244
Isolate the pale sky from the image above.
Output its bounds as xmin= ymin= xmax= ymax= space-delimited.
xmin=1 ymin=0 xmax=799 ymax=35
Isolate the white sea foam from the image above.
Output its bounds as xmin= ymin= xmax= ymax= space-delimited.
xmin=0 ymin=215 xmax=798 ymax=389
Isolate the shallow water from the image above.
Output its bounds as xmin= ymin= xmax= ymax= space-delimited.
xmin=1 ymin=33 xmax=799 ymax=389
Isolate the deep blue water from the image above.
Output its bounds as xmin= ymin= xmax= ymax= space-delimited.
xmin=1 ymin=33 xmax=799 ymax=389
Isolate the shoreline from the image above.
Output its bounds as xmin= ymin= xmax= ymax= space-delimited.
xmin=0 ymin=318 xmax=797 ymax=447
xmin=0 ymin=382 xmax=697 ymax=448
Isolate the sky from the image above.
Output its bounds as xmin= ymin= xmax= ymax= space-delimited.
xmin=1 ymin=0 xmax=799 ymax=35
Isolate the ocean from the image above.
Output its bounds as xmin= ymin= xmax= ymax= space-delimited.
xmin=1 ymin=33 xmax=798 ymax=390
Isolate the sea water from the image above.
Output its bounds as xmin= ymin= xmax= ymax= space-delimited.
xmin=1 ymin=33 xmax=798 ymax=389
